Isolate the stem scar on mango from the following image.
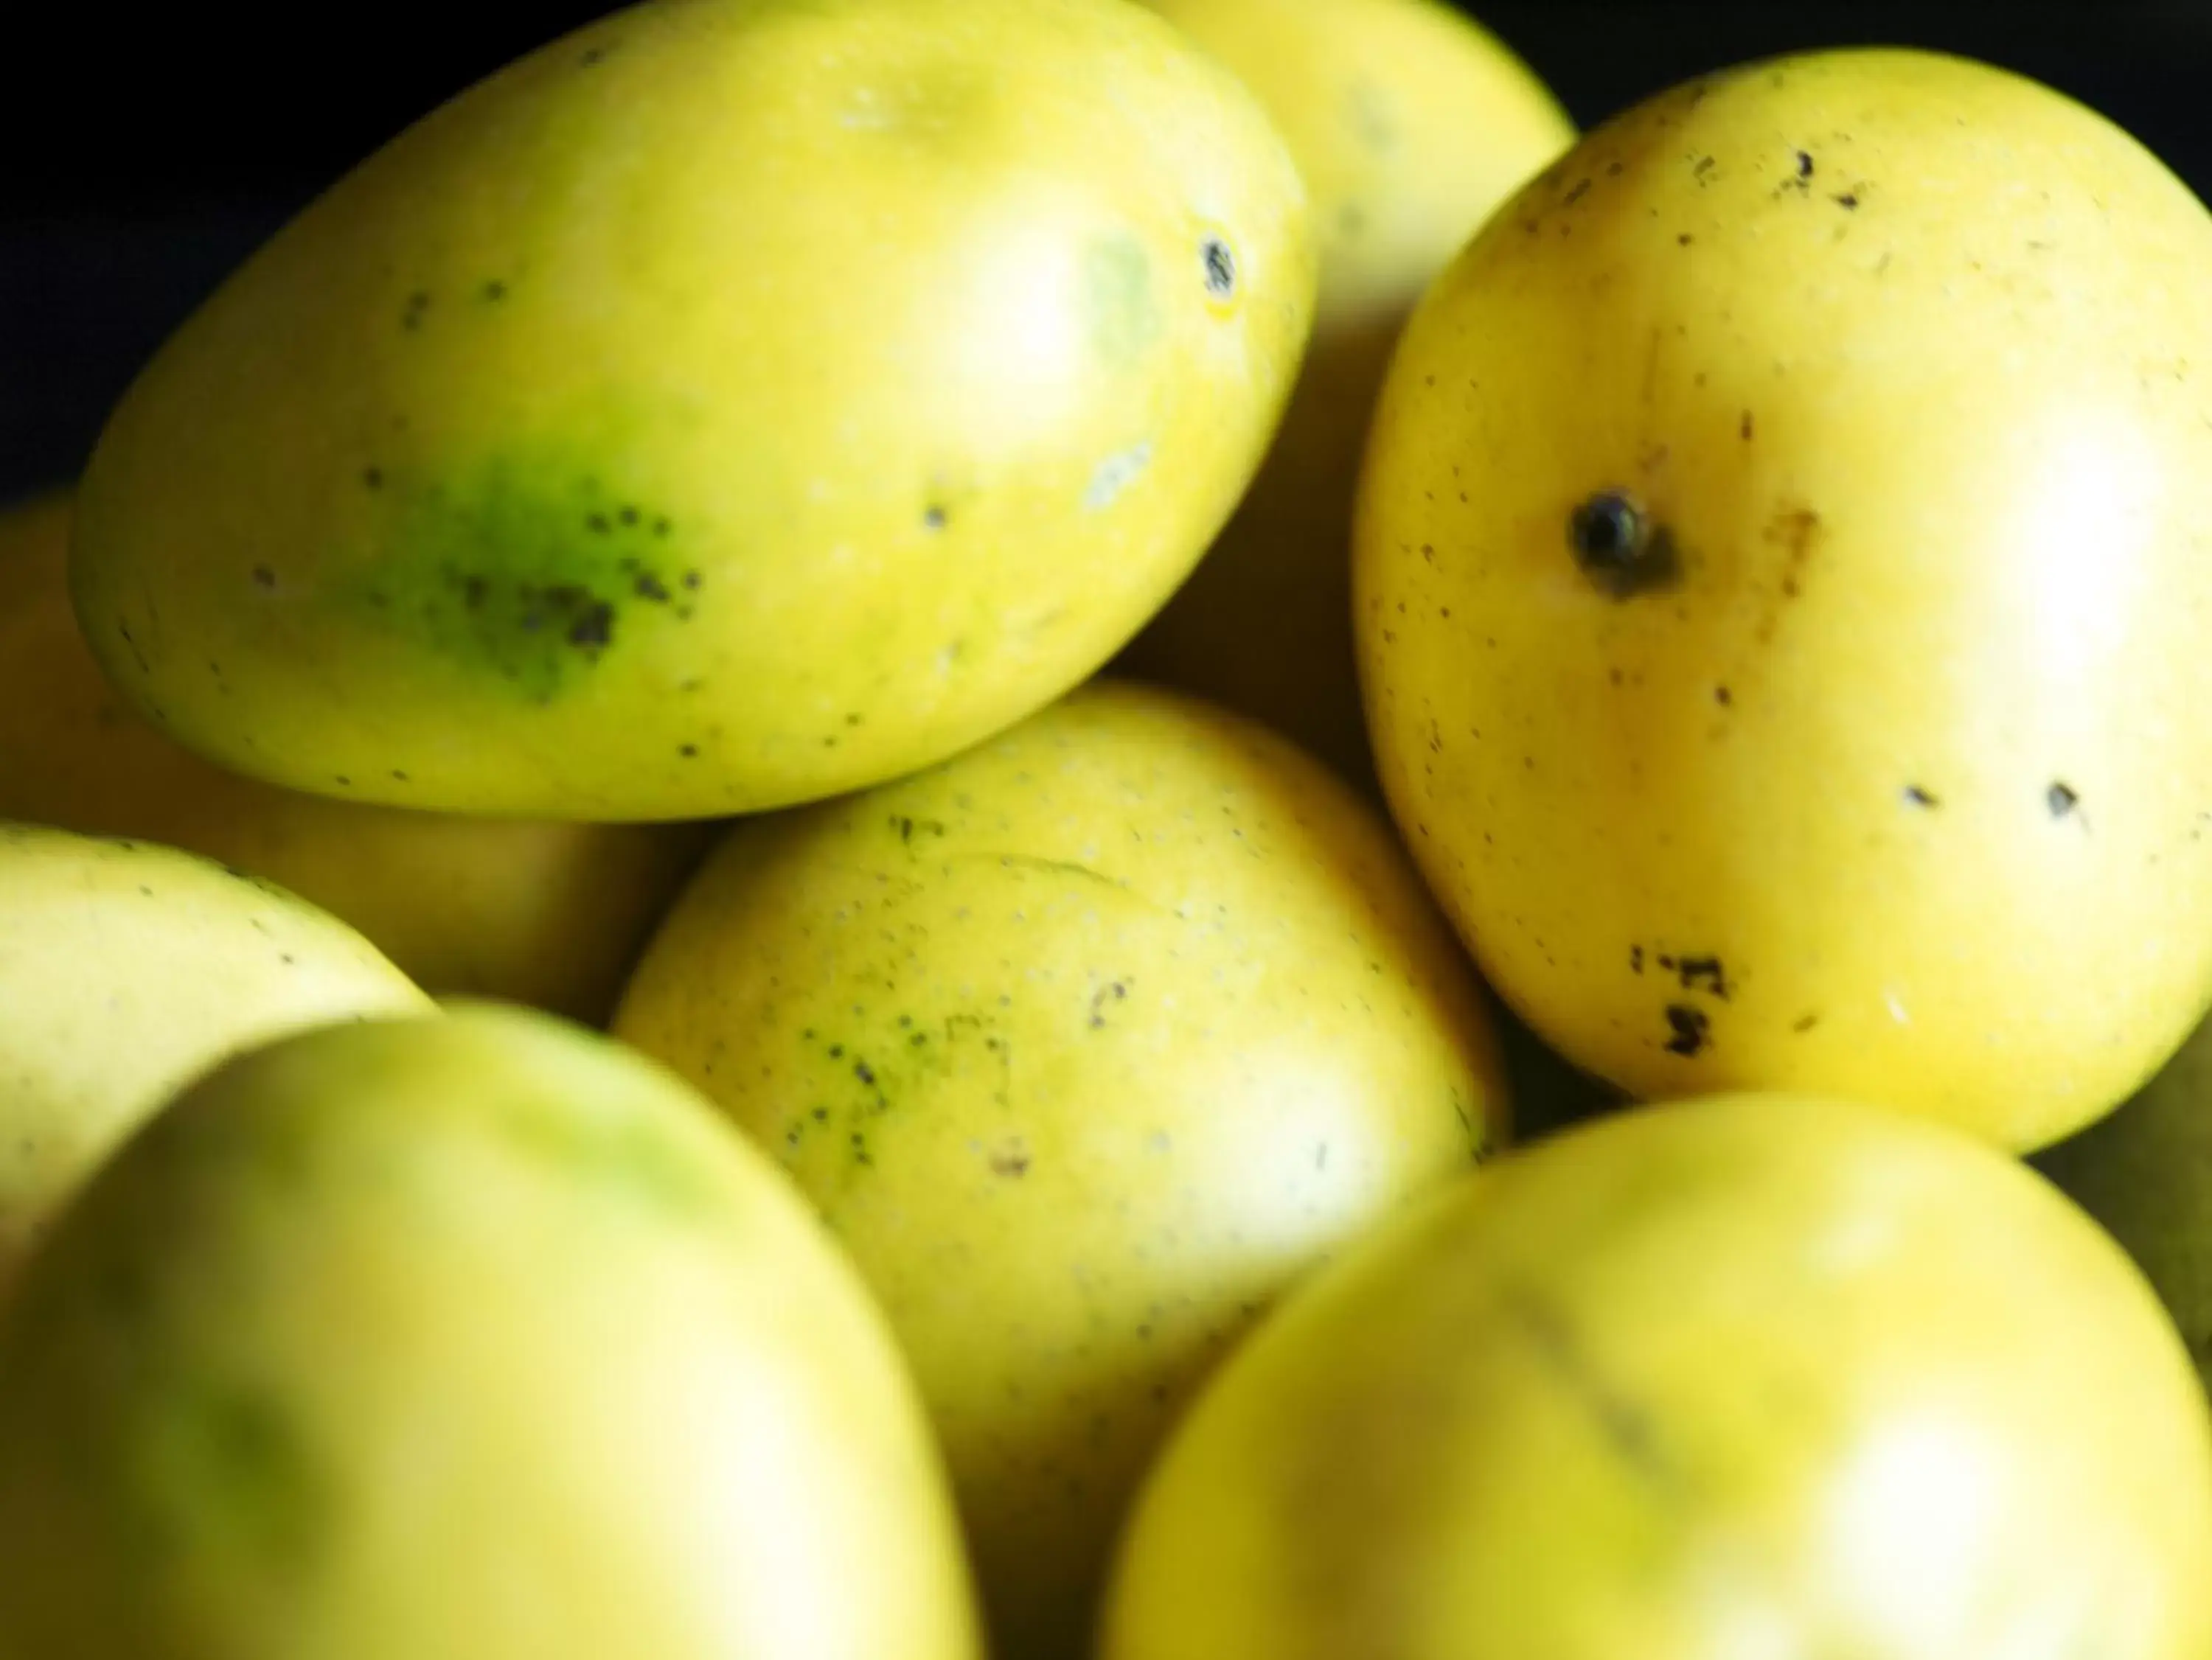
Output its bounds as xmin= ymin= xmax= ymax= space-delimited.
xmin=1201 ymin=237 xmax=1237 ymax=299
xmin=1570 ymin=489 xmax=1681 ymax=599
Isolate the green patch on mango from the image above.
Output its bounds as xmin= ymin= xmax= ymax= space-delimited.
xmin=494 ymin=1091 xmax=725 ymax=1219
xmin=128 ymin=1376 xmax=333 ymax=1577
xmin=330 ymin=447 xmax=704 ymax=703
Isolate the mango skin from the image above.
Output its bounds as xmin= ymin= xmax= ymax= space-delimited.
xmin=71 ymin=0 xmax=1315 ymax=820
xmin=2036 ymin=1004 xmax=2212 ymax=1391
xmin=1122 ymin=0 xmax=1573 ymax=781
xmin=0 ymin=1004 xmax=983 ymax=1660
xmin=1103 ymin=1094 xmax=2212 ymax=1660
xmin=0 ymin=822 xmax=430 ymax=1277
xmin=1354 ymin=49 xmax=2212 ymax=1148
xmin=0 ymin=492 xmax=706 ymax=1021
xmin=613 ymin=679 xmax=1506 ymax=1659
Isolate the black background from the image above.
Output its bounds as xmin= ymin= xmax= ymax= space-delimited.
xmin=6 ymin=2 xmax=2209 ymax=501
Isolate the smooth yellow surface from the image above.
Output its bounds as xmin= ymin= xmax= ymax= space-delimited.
xmin=2037 ymin=1002 xmax=2212 ymax=1389
xmin=1103 ymin=1094 xmax=2212 ymax=1660
xmin=1354 ymin=49 xmax=2212 ymax=1147
xmin=72 ymin=0 xmax=1316 ymax=820
xmin=613 ymin=679 xmax=1505 ymax=1659
xmin=1124 ymin=0 xmax=1572 ymax=779
xmin=0 ymin=492 xmax=706 ymax=1021
xmin=0 ymin=822 xmax=429 ymax=1276
xmin=0 ymin=1005 xmax=982 ymax=1660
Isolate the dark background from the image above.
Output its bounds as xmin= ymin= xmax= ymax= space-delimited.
xmin=6 ymin=2 xmax=2210 ymax=501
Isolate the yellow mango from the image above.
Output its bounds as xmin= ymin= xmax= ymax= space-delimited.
xmin=1357 ymin=50 xmax=2212 ymax=1147
xmin=1106 ymin=1094 xmax=2212 ymax=1659
xmin=0 ymin=1004 xmax=982 ymax=1660
xmin=0 ymin=821 xmax=429 ymax=1273
xmin=613 ymin=679 xmax=1504 ymax=1657
xmin=1124 ymin=0 xmax=1572 ymax=779
xmin=72 ymin=0 xmax=1315 ymax=819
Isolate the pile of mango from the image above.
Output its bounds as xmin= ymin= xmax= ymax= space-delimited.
xmin=6 ymin=0 xmax=2212 ymax=1654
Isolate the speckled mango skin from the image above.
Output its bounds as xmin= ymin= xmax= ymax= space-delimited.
xmin=1354 ymin=50 xmax=2212 ymax=1149
xmin=71 ymin=0 xmax=1315 ymax=820
xmin=0 ymin=492 xmax=707 ymax=1021
xmin=0 ymin=1005 xmax=983 ymax=1660
xmin=1122 ymin=0 xmax=1573 ymax=781
xmin=1103 ymin=1094 xmax=2212 ymax=1660
xmin=612 ymin=679 xmax=1506 ymax=1659
xmin=0 ymin=822 xmax=430 ymax=1279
